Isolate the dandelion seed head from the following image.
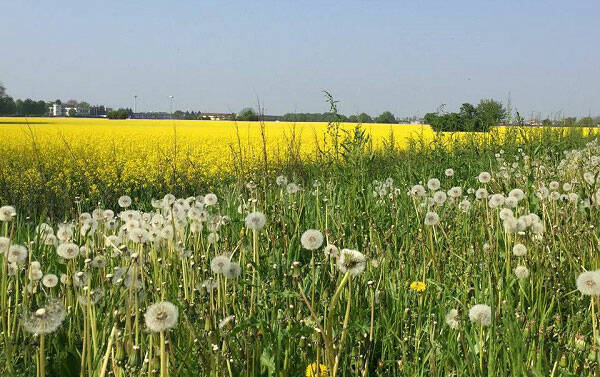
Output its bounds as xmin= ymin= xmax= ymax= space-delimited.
xmin=224 ymin=262 xmax=241 ymax=279
xmin=276 ymin=175 xmax=288 ymax=186
xmin=512 ymin=243 xmax=527 ymax=257
xmin=118 ymin=195 xmax=132 ymax=208
xmin=0 ymin=236 xmax=10 ymax=254
xmin=301 ymin=229 xmax=324 ymax=250
xmin=144 ymin=301 xmax=179 ymax=333
xmin=0 ymin=205 xmax=16 ymax=221
xmin=576 ymin=271 xmax=600 ymax=296
xmin=427 ymin=178 xmax=440 ymax=191
xmin=324 ymin=244 xmax=339 ymax=258
xmin=57 ymin=242 xmax=80 ymax=259
xmin=445 ymin=309 xmax=460 ymax=329
xmin=286 ymin=182 xmax=301 ymax=194
xmin=410 ymin=185 xmax=426 ymax=197
xmin=478 ymin=172 xmax=491 ymax=184
xmin=7 ymin=244 xmax=28 ymax=265
xmin=475 ymin=188 xmax=488 ymax=199
xmin=245 ymin=211 xmax=266 ymax=230
xmin=424 ymin=211 xmax=440 ymax=226
xmin=447 ymin=187 xmax=462 ymax=198
xmin=42 ymin=274 xmax=59 ymax=288
xmin=489 ymin=194 xmax=505 ymax=208
xmin=22 ymin=299 xmax=66 ymax=335
xmin=433 ymin=191 xmax=447 ymax=204
xmin=514 ymin=266 xmax=530 ymax=279
xmin=468 ymin=304 xmax=492 ymax=327
xmin=204 ymin=193 xmax=218 ymax=206
xmin=210 ymin=255 xmax=231 ymax=275
xmin=337 ymin=249 xmax=366 ymax=276
xmin=508 ymin=188 xmax=525 ymax=202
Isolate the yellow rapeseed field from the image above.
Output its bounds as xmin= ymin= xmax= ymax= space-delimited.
xmin=1 ymin=116 xmax=598 ymax=212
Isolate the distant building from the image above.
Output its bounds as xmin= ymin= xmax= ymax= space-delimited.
xmin=200 ymin=112 xmax=235 ymax=120
xmin=51 ymin=103 xmax=63 ymax=116
xmin=49 ymin=103 xmax=107 ymax=117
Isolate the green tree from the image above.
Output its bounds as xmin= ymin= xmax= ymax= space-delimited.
xmin=476 ymin=99 xmax=507 ymax=130
xmin=357 ymin=113 xmax=373 ymax=123
xmin=107 ymin=108 xmax=132 ymax=119
xmin=0 ymin=96 xmax=16 ymax=115
xmin=375 ymin=111 xmax=396 ymax=124
xmin=459 ymin=103 xmax=479 ymax=131
xmin=68 ymin=108 xmax=76 ymax=117
xmin=237 ymin=108 xmax=259 ymax=121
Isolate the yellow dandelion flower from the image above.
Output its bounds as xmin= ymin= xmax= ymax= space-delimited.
xmin=305 ymin=362 xmax=328 ymax=377
xmin=409 ymin=281 xmax=426 ymax=292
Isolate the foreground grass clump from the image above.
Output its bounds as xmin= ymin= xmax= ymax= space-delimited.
xmin=2 ymin=131 xmax=600 ymax=376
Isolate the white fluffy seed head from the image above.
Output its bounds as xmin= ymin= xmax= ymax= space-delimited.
xmin=118 ymin=195 xmax=132 ymax=208
xmin=512 ymin=243 xmax=527 ymax=257
xmin=427 ymin=178 xmax=440 ymax=191
xmin=301 ymin=230 xmax=324 ymax=251
xmin=445 ymin=309 xmax=460 ymax=329
xmin=468 ymin=304 xmax=492 ymax=326
xmin=478 ymin=172 xmax=491 ymax=184
xmin=57 ymin=242 xmax=80 ymax=259
xmin=424 ymin=211 xmax=440 ymax=226
xmin=144 ymin=301 xmax=179 ymax=333
xmin=576 ymin=271 xmax=600 ymax=296
xmin=245 ymin=212 xmax=266 ymax=230
xmin=337 ymin=249 xmax=366 ymax=276
xmin=210 ymin=255 xmax=231 ymax=275
xmin=514 ymin=266 xmax=530 ymax=279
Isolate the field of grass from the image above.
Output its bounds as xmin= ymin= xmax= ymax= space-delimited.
xmin=1 ymin=116 xmax=598 ymax=215
xmin=1 ymin=117 xmax=600 ymax=376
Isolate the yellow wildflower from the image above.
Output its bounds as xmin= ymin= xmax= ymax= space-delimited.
xmin=409 ymin=281 xmax=426 ymax=292
xmin=305 ymin=362 xmax=328 ymax=377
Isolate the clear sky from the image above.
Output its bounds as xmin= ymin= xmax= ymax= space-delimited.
xmin=1 ymin=0 xmax=599 ymax=118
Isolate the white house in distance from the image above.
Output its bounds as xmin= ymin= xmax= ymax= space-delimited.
xmin=49 ymin=103 xmax=99 ymax=116
xmin=51 ymin=103 xmax=63 ymax=116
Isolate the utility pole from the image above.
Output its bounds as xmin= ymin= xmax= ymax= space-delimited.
xmin=133 ymin=95 xmax=137 ymax=113
xmin=169 ymin=96 xmax=174 ymax=119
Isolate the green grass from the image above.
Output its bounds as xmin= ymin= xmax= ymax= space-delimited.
xmin=1 ymin=129 xmax=600 ymax=376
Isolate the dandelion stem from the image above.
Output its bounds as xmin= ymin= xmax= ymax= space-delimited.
xmin=39 ymin=334 xmax=45 ymax=377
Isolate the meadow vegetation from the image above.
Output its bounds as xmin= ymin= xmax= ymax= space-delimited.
xmin=1 ymin=117 xmax=600 ymax=376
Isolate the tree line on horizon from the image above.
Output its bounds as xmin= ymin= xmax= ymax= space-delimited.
xmin=1 ymin=83 xmax=598 ymax=127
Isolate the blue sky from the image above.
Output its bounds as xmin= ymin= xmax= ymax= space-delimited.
xmin=1 ymin=0 xmax=599 ymax=117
